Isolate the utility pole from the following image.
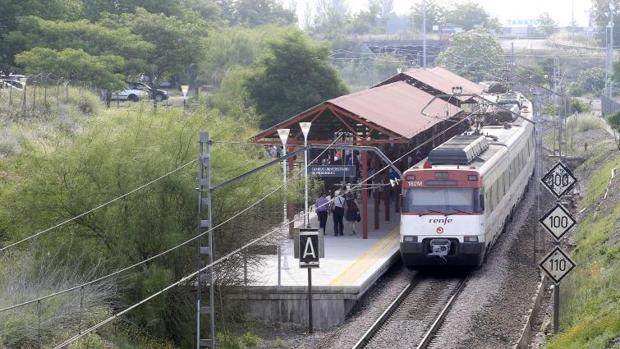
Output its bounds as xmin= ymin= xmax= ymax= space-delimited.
xmin=606 ymin=0 xmax=615 ymax=98
xmin=533 ymin=90 xmax=545 ymax=265
xmin=422 ymin=0 xmax=427 ymax=68
xmin=196 ymin=133 xmax=216 ymax=348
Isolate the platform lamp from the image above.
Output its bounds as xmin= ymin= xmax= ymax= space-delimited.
xmin=277 ymin=128 xmax=291 ymax=228
xmin=276 ymin=128 xmax=290 ymax=285
xmin=299 ymin=122 xmax=312 ymax=227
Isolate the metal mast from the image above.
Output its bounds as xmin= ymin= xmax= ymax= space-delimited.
xmin=196 ymin=132 xmax=216 ymax=348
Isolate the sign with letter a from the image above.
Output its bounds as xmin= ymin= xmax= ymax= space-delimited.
xmin=299 ymin=229 xmax=319 ymax=268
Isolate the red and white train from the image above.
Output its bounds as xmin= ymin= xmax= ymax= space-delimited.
xmin=400 ymin=92 xmax=535 ymax=268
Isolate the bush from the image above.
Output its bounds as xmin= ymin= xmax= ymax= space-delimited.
xmin=570 ymin=98 xmax=591 ymax=113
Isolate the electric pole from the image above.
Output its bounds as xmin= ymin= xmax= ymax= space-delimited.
xmin=606 ymin=0 xmax=615 ymax=98
xmin=422 ymin=0 xmax=427 ymax=68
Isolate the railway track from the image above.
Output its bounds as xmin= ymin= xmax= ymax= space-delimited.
xmin=352 ymin=273 xmax=468 ymax=349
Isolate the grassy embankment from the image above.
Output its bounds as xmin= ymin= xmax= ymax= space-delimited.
xmin=545 ymin=116 xmax=620 ymax=348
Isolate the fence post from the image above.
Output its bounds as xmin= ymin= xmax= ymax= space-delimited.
xmin=78 ymin=286 xmax=85 ymax=334
xmin=37 ymin=300 xmax=42 ymax=349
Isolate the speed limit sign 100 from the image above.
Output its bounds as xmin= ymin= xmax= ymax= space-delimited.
xmin=539 ymin=204 xmax=577 ymax=240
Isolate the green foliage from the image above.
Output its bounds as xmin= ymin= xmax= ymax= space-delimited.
xmin=609 ymin=110 xmax=620 ymax=149
xmin=411 ymin=0 xmax=444 ymax=32
xmin=222 ymin=0 xmax=296 ymax=27
xmin=15 ymin=47 xmax=125 ymax=90
xmin=443 ymin=2 xmax=498 ymax=31
xmin=569 ymin=98 xmax=592 ymax=114
xmin=546 ymin=148 xmax=620 ymax=349
xmin=68 ymin=334 xmax=106 ymax=349
xmin=117 ymin=8 xmax=209 ymax=81
xmin=0 ymin=105 xmax=283 ymax=346
xmin=215 ymin=331 xmax=263 ymax=349
xmin=537 ymin=12 xmax=557 ymax=37
xmin=5 ymin=15 xmax=154 ymax=76
xmin=435 ymin=29 xmax=504 ymax=82
xmin=568 ymin=67 xmax=605 ymax=97
xmin=245 ymin=30 xmax=348 ymax=128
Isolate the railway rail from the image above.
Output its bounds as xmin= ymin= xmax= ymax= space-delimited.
xmin=352 ymin=273 xmax=469 ymax=349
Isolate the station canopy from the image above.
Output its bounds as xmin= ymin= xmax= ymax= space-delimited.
xmin=375 ymin=67 xmax=484 ymax=105
xmin=251 ymin=80 xmax=463 ymax=145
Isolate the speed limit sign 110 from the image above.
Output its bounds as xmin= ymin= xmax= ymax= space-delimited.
xmin=539 ymin=247 xmax=576 ymax=284
xmin=539 ymin=204 xmax=577 ymax=240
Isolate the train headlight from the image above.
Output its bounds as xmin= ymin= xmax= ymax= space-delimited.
xmin=463 ymin=236 xmax=478 ymax=242
xmin=404 ymin=236 xmax=418 ymax=243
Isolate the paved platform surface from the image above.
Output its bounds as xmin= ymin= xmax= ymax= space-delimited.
xmin=250 ymin=201 xmax=401 ymax=288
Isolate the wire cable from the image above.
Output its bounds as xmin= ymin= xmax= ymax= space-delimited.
xmin=0 ymin=134 xmax=345 ymax=313
xmin=0 ymin=159 xmax=197 ymax=253
xmin=51 ymin=109 xmax=478 ymax=349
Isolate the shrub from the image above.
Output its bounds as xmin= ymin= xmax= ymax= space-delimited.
xmin=570 ymin=98 xmax=591 ymax=113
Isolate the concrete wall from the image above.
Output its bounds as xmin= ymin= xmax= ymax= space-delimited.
xmin=227 ymin=286 xmax=360 ymax=330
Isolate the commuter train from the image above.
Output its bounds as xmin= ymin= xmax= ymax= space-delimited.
xmin=400 ymin=92 xmax=535 ymax=268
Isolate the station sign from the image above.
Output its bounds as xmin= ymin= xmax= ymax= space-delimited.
xmin=309 ymin=165 xmax=356 ymax=178
xmin=539 ymin=204 xmax=577 ymax=241
xmin=541 ymin=162 xmax=577 ymax=198
xmin=539 ymin=246 xmax=576 ymax=284
xmin=298 ymin=228 xmax=320 ymax=268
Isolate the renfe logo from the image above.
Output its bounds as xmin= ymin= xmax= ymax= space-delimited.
xmin=428 ymin=217 xmax=453 ymax=225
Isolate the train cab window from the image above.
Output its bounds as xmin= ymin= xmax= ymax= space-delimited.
xmin=402 ymin=188 xmax=479 ymax=213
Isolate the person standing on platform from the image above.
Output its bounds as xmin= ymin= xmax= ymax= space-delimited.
xmin=331 ymin=189 xmax=345 ymax=236
xmin=345 ymin=192 xmax=359 ymax=235
xmin=315 ymin=192 xmax=329 ymax=234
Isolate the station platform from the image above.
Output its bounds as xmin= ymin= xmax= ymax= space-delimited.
xmin=227 ymin=201 xmax=401 ymax=329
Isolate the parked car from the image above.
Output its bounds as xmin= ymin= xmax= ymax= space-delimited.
xmin=0 ymin=74 xmax=26 ymax=90
xmin=110 ymin=82 xmax=168 ymax=102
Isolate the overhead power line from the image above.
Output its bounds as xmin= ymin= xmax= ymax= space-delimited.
xmin=52 ymin=107 xmax=479 ymax=349
xmin=0 ymin=133 xmax=345 ymax=313
xmin=0 ymin=159 xmax=197 ymax=253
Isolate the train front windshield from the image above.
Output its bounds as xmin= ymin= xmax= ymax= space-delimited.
xmin=402 ymin=188 xmax=479 ymax=213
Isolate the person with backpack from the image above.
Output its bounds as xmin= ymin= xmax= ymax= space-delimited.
xmin=331 ymin=189 xmax=345 ymax=236
xmin=315 ymin=191 xmax=329 ymax=234
xmin=345 ymin=192 xmax=360 ymax=235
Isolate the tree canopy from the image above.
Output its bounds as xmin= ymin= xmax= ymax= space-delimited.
xmin=435 ymin=29 xmax=505 ymax=82
xmin=245 ymin=30 xmax=348 ymax=128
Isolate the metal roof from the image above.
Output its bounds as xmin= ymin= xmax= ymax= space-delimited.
xmin=375 ymin=67 xmax=483 ymax=104
xmin=402 ymin=67 xmax=484 ymax=102
xmin=327 ymin=81 xmax=462 ymax=139
xmin=251 ymin=81 xmax=463 ymax=144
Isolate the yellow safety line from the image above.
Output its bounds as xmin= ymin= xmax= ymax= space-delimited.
xmin=329 ymin=227 xmax=400 ymax=286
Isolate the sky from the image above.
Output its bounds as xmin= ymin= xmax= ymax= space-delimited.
xmin=295 ymin=0 xmax=593 ymax=27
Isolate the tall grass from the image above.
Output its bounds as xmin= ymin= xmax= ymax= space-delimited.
xmin=0 ymin=251 xmax=114 ymax=348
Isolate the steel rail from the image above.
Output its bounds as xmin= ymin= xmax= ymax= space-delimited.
xmin=416 ymin=275 xmax=469 ymax=349
xmin=352 ymin=278 xmax=418 ymax=349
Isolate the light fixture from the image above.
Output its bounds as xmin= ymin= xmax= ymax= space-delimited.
xmin=277 ymin=128 xmax=290 ymax=146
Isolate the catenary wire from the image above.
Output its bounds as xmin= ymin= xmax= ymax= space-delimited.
xmin=0 ymin=133 xmax=344 ymax=313
xmin=0 ymin=159 xmax=197 ymax=253
xmin=52 ymin=106 xmax=480 ymax=349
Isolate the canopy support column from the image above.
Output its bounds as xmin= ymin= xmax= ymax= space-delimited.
xmin=361 ymin=150 xmax=368 ymax=239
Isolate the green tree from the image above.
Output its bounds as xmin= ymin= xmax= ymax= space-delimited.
xmin=435 ymin=29 xmax=505 ymax=82
xmin=6 ymin=16 xmax=154 ymax=78
xmin=15 ymin=47 xmax=125 ymax=89
xmin=411 ymin=0 xmax=444 ymax=32
xmin=245 ymin=30 xmax=348 ymax=128
xmin=226 ymin=0 xmax=297 ymax=27
xmin=538 ymin=12 xmax=557 ymax=37
xmin=609 ymin=110 xmax=620 ymax=149
xmin=118 ymin=8 xmax=209 ymax=82
xmin=591 ymin=0 xmax=620 ymax=46
xmin=444 ymin=2 xmax=498 ymax=31
xmin=0 ymin=0 xmax=84 ymax=70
